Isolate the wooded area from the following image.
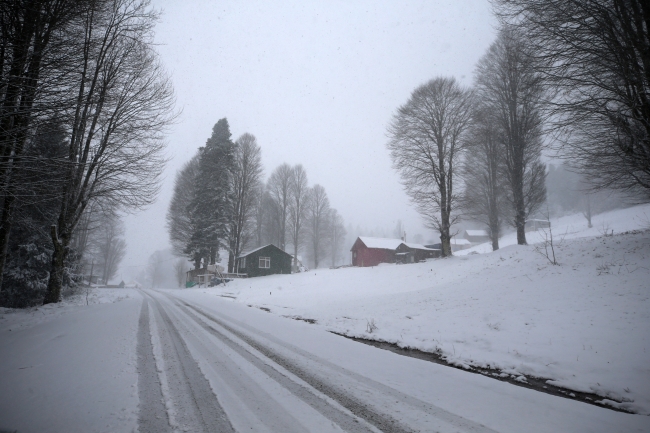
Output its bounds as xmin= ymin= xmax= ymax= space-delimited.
xmin=387 ymin=0 xmax=649 ymax=253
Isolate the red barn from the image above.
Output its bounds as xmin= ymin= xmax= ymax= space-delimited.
xmin=351 ymin=237 xmax=441 ymax=266
xmin=350 ymin=237 xmax=403 ymax=267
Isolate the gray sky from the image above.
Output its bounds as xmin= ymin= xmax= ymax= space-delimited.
xmin=122 ymin=0 xmax=496 ymax=277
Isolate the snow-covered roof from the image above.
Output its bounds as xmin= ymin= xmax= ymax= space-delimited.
xmin=403 ymin=242 xmax=438 ymax=251
xmin=354 ymin=237 xmax=439 ymax=251
xmin=237 ymin=244 xmax=289 ymax=258
xmin=465 ymin=230 xmax=488 ymax=237
xmin=356 ymin=237 xmax=404 ymax=250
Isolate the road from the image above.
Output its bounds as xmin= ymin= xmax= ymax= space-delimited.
xmin=137 ymin=289 xmax=497 ymax=433
xmin=1 ymin=289 xmax=646 ymax=433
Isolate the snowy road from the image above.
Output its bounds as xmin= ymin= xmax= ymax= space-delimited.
xmin=1 ymin=288 xmax=648 ymax=432
xmin=138 ymin=289 xmax=496 ymax=432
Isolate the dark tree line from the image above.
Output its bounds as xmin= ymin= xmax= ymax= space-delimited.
xmin=0 ymin=0 xmax=175 ymax=306
xmin=167 ymin=127 xmax=347 ymax=272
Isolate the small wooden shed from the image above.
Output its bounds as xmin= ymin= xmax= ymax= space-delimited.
xmin=236 ymin=244 xmax=292 ymax=277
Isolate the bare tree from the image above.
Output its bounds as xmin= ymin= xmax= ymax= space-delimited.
xmin=462 ymin=104 xmax=508 ymax=250
xmin=173 ymin=258 xmax=187 ymax=288
xmin=328 ymin=209 xmax=346 ymax=267
xmin=43 ymin=0 xmax=176 ymax=304
xmin=493 ymin=0 xmax=650 ymax=198
xmin=306 ymin=184 xmax=330 ymax=268
xmin=387 ymin=77 xmax=473 ymax=256
xmin=287 ymin=165 xmax=309 ymax=270
xmin=0 ymin=0 xmax=82 ymax=289
xmin=252 ymin=187 xmax=268 ymax=248
xmin=147 ymin=250 xmax=165 ymax=289
xmin=267 ymin=163 xmax=292 ymax=251
xmin=167 ymin=155 xmax=200 ymax=267
xmin=227 ymin=133 xmax=263 ymax=272
xmin=91 ymin=211 xmax=127 ymax=284
xmin=475 ymin=29 xmax=547 ymax=245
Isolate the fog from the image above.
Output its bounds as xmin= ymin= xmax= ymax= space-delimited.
xmin=121 ymin=0 xmax=497 ymax=279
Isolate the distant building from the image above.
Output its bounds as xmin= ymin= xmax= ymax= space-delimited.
xmin=450 ymin=238 xmax=472 ymax=252
xmin=463 ymin=229 xmax=490 ymax=244
xmin=525 ymin=219 xmax=551 ymax=232
xmin=351 ymin=237 xmax=440 ymax=267
xmin=186 ymin=267 xmax=215 ymax=286
xmin=236 ymin=244 xmax=292 ymax=277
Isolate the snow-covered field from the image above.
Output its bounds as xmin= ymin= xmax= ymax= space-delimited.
xmin=0 ymin=204 xmax=648 ymax=432
xmin=200 ymin=204 xmax=650 ymax=415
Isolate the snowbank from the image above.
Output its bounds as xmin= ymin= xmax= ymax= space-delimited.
xmin=201 ymin=204 xmax=650 ymax=414
xmin=0 ymin=287 xmax=137 ymax=332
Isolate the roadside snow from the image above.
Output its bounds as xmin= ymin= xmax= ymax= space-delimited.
xmin=204 ymin=204 xmax=650 ymax=415
xmin=0 ymin=288 xmax=137 ymax=333
xmin=0 ymin=289 xmax=142 ymax=433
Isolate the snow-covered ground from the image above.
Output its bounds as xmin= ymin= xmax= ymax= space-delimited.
xmin=0 ymin=288 xmax=142 ymax=433
xmin=202 ymin=203 xmax=650 ymax=415
xmin=0 ymin=205 xmax=648 ymax=432
xmin=0 ymin=288 xmax=135 ymax=333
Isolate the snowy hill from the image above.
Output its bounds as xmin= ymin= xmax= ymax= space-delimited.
xmin=198 ymin=203 xmax=650 ymax=414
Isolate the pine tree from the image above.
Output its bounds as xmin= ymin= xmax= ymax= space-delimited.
xmin=186 ymin=119 xmax=235 ymax=267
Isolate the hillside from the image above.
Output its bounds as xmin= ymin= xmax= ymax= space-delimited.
xmin=196 ymin=204 xmax=650 ymax=414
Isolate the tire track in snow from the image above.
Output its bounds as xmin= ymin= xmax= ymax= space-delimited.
xmin=172 ymin=298 xmax=385 ymax=433
xmin=174 ymin=296 xmax=497 ymax=433
xmin=141 ymin=290 xmax=235 ymax=433
xmin=136 ymin=296 xmax=172 ymax=433
xmin=151 ymin=291 xmax=333 ymax=432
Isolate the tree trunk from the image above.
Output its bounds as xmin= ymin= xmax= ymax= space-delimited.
xmin=228 ymin=248 xmax=234 ymax=273
xmin=513 ymin=170 xmax=527 ymax=245
xmin=0 ymin=194 xmax=16 ymax=291
xmin=439 ymin=168 xmax=453 ymax=257
xmin=43 ymin=225 xmax=68 ymax=305
xmin=488 ymin=204 xmax=500 ymax=251
xmin=515 ymin=208 xmax=527 ymax=245
xmin=293 ymin=244 xmax=298 ymax=271
xmin=584 ymin=194 xmax=592 ymax=228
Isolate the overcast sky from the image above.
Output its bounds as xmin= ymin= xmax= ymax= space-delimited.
xmin=121 ymin=0 xmax=497 ymax=278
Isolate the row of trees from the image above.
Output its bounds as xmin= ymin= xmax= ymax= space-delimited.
xmin=0 ymin=0 xmax=175 ymax=306
xmin=388 ymin=29 xmax=546 ymax=255
xmin=167 ymin=119 xmax=347 ymax=273
xmin=388 ymin=0 xmax=649 ymax=255
xmin=260 ymin=163 xmax=346 ymax=269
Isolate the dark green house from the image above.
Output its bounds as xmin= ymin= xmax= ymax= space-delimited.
xmin=236 ymin=244 xmax=292 ymax=277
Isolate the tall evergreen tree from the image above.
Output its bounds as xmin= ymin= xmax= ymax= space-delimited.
xmin=167 ymin=155 xmax=200 ymax=268
xmin=186 ymin=119 xmax=235 ymax=267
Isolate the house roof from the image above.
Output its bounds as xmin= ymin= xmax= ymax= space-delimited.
xmin=465 ymin=229 xmax=489 ymax=237
xmin=403 ymin=242 xmax=438 ymax=251
xmin=353 ymin=237 xmax=438 ymax=252
xmin=355 ymin=237 xmax=404 ymax=250
xmin=238 ymin=244 xmax=291 ymax=258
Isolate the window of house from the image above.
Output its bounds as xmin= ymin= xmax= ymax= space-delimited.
xmin=259 ymin=256 xmax=270 ymax=268
xmin=240 ymin=257 xmax=246 ymax=269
